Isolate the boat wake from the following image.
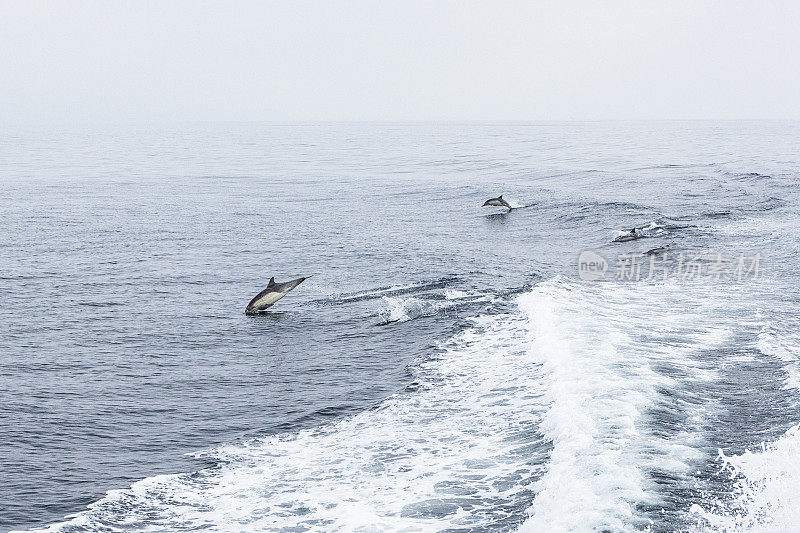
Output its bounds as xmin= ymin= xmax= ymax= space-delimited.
xmin=25 ymin=277 xmax=798 ymax=533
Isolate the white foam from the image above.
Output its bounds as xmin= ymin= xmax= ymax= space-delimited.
xmin=377 ymin=295 xmax=443 ymax=323
xmin=517 ymin=278 xmax=729 ymax=532
xmin=443 ymin=288 xmax=468 ymax=300
xmin=32 ymin=310 xmax=548 ymax=531
xmin=756 ymin=328 xmax=800 ymax=391
xmin=377 ymin=291 xmax=493 ymax=323
xmin=690 ymin=425 xmax=800 ymax=533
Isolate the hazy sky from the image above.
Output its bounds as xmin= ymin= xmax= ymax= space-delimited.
xmin=1 ymin=0 xmax=799 ymax=122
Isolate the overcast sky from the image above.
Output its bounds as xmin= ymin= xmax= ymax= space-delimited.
xmin=1 ymin=1 xmax=798 ymax=122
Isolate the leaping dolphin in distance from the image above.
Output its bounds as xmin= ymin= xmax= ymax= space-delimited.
xmin=613 ymin=227 xmax=639 ymax=243
xmin=482 ymin=195 xmax=512 ymax=211
xmin=245 ymin=276 xmax=309 ymax=315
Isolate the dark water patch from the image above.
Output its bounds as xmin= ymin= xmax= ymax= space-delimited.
xmin=724 ymin=171 xmax=773 ymax=182
xmin=741 ymin=196 xmax=787 ymax=213
xmin=703 ymin=211 xmax=732 ymax=219
xmin=76 ymin=301 xmax=126 ymax=308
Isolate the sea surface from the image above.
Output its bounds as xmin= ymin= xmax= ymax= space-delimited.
xmin=1 ymin=121 xmax=799 ymax=532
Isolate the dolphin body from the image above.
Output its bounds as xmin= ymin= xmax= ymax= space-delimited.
xmin=482 ymin=195 xmax=512 ymax=210
xmin=613 ymin=228 xmax=639 ymax=243
xmin=245 ymin=276 xmax=308 ymax=315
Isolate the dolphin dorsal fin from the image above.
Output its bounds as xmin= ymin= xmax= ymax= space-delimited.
xmin=268 ymin=277 xmax=275 ymax=286
xmin=499 ymin=195 xmax=503 ymax=199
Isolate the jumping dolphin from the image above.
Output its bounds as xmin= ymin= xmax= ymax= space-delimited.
xmin=482 ymin=195 xmax=512 ymax=210
xmin=245 ymin=276 xmax=308 ymax=315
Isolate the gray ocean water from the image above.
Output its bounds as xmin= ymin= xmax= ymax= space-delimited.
xmin=2 ymin=121 xmax=800 ymax=532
